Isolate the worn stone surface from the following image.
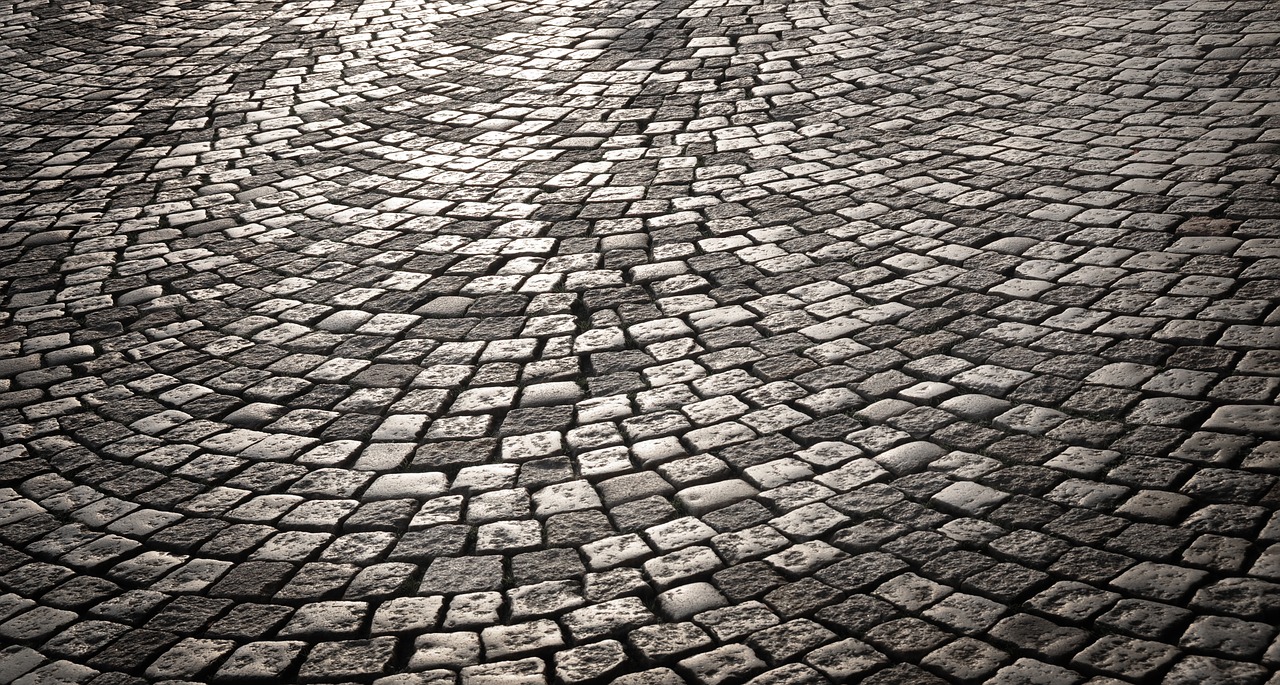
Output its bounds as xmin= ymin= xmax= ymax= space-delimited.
xmin=0 ymin=0 xmax=1276 ymax=682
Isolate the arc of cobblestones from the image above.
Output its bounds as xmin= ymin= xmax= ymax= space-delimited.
xmin=1 ymin=0 xmax=1279 ymax=683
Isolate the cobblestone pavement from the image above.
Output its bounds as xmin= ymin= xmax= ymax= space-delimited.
xmin=1 ymin=0 xmax=1279 ymax=681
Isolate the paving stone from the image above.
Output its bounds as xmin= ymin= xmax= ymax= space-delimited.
xmin=43 ymin=621 xmax=129 ymax=660
xmin=874 ymin=442 xmax=947 ymax=476
xmin=1162 ymin=655 xmax=1269 ymax=685
xmin=1097 ymin=598 xmax=1193 ymax=643
xmin=0 ymin=646 xmax=44 ymax=683
xmin=713 ymin=525 xmax=792 ymax=565
xmin=989 ymin=613 xmax=1089 ymax=660
xmin=922 ymin=592 xmax=1006 ymax=635
xmin=444 ymin=592 xmax=503 ymax=629
xmin=279 ymin=601 xmax=368 ymax=638
xmin=482 ymin=619 xmax=564 ymax=659
xmin=598 ymin=472 xmax=675 ymax=507
xmin=554 ymin=640 xmax=627 ymax=684
xmin=0 ymin=606 xmax=77 ymax=641
xmin=508 ymin=580 xmax=584 ymax=620
xmin=1191 ymin=579 xmax=1280 ymax=620
xmin=212 ymin=641 xmax=305 ymax=681
xmin=371 ymin=596 xmax=444 ymax=635
xmin=742 ymin=664 xmax=828 ymax=685
xmin=804 ymin=638 xmax=888 ymax=680
xmin=629 ymin=622 xmax=712 ymax=662
xmin=1203 ymin=406 xmax=1280 ymax=439
xmin=675 ymin=480 xmax=759 ymax=516
xmin=679 ymin=644 xmax=766 ymax=685
xmin=419 ymin=556 xmax=504 ymax=595
xmin=610 ymin=668 xmax=685 ymax=685
xmin=11 ymin=661 xmax=99 ymax=685
xmin=1109 ymin=562 xmax=1209 ymax=603
xmin=562 ymin=597 xmax=656 ymax=642
xmin=298 ymin=637 xmax=397 ymax=682
xmin=920 ymin=637 xmax=1010 ymax=683
xmin=987 ymin=658 xmax=1084 ymax=685
xmin=693 ymin=600 xmax=780 ymax=642
xmin=144 ymin=638 xmax=236 ymax=680
xmin=657 ymin=582 xmax=729 ymax=621
xmin=0 ymin=4 xmax=1275 ymax=684
xmin=931 ymin=481 xmax=1009 ymax=516
xmin=643 ymin=546 xmax=722 ymax=590
xmin=583 ymin=534 xmax=653 ymax=571
xmin=874 ymin=573 xmax=952 ymax=613
xmin=1180 ymin=615 xmax=1275 ymax=661
xmin=459 ymin=657 xmax=546 ymax=685
xmin=409 ymin=632 xmax=480 ymax=670
xmin=365 ymin=472 xmax=448 ymax=501
xmin=863 ymin=618 xmax=951 ymax=660
xmin=1070 ymin=635 xmax=1180 ymax=680
xmin=374 ymin=671 xmax=455 ymax=685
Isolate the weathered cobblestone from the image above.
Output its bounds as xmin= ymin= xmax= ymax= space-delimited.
xmin=0 ymin=0 xmax=1277 ymax=682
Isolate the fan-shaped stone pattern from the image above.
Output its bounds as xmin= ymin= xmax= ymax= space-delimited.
xmin=0 ymin=0 xmax=1278 ymax=682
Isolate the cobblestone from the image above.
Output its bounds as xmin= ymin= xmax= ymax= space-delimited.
xmin=0 ymin=0 xmax=1276 ymax=681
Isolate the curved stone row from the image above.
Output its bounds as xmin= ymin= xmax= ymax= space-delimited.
xmin=0 ymin=0 xmax=1277 ymax=683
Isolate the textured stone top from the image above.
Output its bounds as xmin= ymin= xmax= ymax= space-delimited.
xmin=0 ymin=0 xmax=1278 ymax=682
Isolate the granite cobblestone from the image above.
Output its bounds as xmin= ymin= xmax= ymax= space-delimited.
xmin=0 ymin=0 xmax=1277 ymax=681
